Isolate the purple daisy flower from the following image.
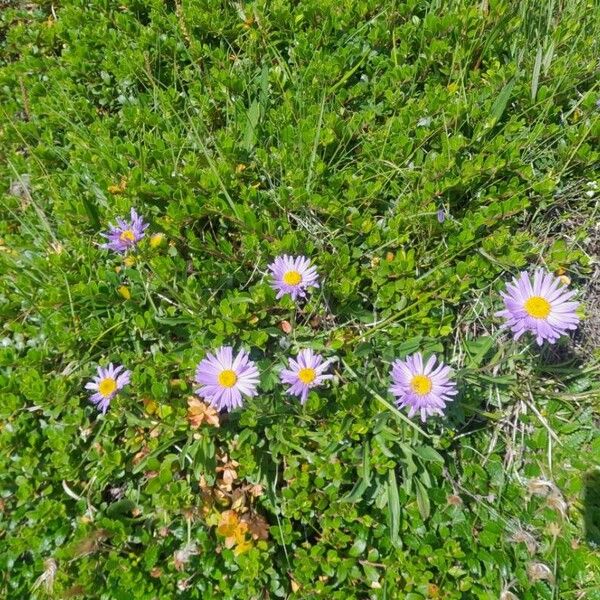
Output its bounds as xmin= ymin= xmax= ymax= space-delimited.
xmin=194 ymin=346 xmax=260 ymax=412
xmin=268 ymin=255 xmax=319 ymax=301
xmin=85 ymin=363 xmax=131 ymax=414
xmin=437 ymin=208 xmax=446 ymax=223
xmin=495 ymin=269 xmax=579 ymax=345
xmin=101 ymin=208 xmax=148 ymax=253
xmin=389 ymin=353 xmax=457 ymax=422
xmin=280 ymin=348 xmax=333 ymax=404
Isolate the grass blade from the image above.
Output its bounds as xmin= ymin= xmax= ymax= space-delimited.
xmin=531 ymin=44 xmax=543 ymax=101
xmin=387 ymin=469 xmax=401 ymax=547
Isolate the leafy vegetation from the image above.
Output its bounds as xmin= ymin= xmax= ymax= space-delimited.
xmin=1 ymin=0 xmax=599 ymax=598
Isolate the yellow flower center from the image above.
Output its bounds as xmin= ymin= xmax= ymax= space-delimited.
xmin=98 ymin=377 xmax=117 ymax=398
xmin=297 ymin=367 xmax=316 ymax=384
xmin=283 ymin=270 xmax=302 ymax=286
xmin=410 ymin=374 xmax=432 ymax=396
xmin=524 ymin=296 xmax=551 ymax=319
xmin=120 ymin=229 xmax=135 ymax=242
xmin=218 ymin=369 xmax=238 ymax=388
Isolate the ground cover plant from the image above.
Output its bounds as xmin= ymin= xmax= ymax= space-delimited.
xmin=1 ymin=0 xmax=599 ymax=598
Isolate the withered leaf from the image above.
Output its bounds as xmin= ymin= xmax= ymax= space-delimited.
xmin=187 ymin=397 xmax=220 ymax=429
xmin=242 ymin=512 xmax=269 ymax=541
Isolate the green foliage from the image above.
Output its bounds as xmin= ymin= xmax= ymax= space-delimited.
xmin=1 ymin=0 xmax=599 ymax=598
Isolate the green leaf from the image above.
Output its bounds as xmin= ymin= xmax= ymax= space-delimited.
xmin=242 ymin=100 xmax=261 ymax=151
xmin=413 ymin=446 xmax=444 ymax=464
xmin=106 ymin=498 xmax=136 ymax=518
xmin=415 ymin=478 xmax=430 ymax=520
xmin=490 ymin=78 xmax=516 ymax=123
xmin=464 ymin=336 xmax=494 ymax=367
xmin=348 ymin=536 xmax=367 ymax=557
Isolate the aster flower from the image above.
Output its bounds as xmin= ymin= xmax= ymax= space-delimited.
xmin=280 ymin=348 xmax=333 ymax=404
xmin=268 ymin=255 xmax=319 ymax=301
xmin=194 ymin=346 xmax=260 ymax=412
xmin=389 ymin=353 xmax=457 ymax=422
xmin=495 ymin=269 xmax=579 ymax=345
xmin=101 ymin=208 xmax=148 ymax=253
xmin=85 ymin=363 xmax=131 ymax=414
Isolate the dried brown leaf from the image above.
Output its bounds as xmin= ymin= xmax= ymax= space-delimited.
xmin=248 ymin=484 xmax=264 ymax=498
xmin=107 ymin=177 xmax=127 ymax=194
xmin=241 ymin=512 xmax=269 ymax=541
xmin=73 ymin=530 xmax=109 ymax=558
xmin=187 ymin=397 xmax=220 ymax=429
